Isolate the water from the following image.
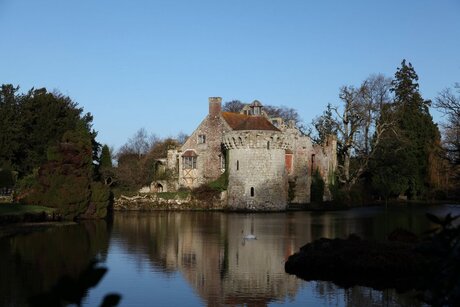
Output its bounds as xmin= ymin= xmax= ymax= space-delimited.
xmin=1 ymin=204 xmax=459 ymax=306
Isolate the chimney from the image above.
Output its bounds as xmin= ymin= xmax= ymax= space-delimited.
xmin=209 ymin=97 xmax=222 ymax=118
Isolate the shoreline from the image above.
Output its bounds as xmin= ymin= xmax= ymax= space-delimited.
xmin=0 ymin=221 xmax=77 ymax=238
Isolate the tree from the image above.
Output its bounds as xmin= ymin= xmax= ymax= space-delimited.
xmin=312 ymin=75 xmax=394 ymax=192
xmin=99 ymin=145 xmax=115 ymax=186
xmin=263 ymin=105 xmax=303 ymax=126
xmin=222 ymin=100 xmax=245 ymax=112
xmin=115 ymin=130 xmax=181 ymax=190
xmin=0 ymin=84 xmax=22 ymax=169
xmin=312 ymin=103 xmax=337 ymax=144
xmin=21 ymin=126 xmax=110 ymax=220
xmin=435 ymin=83 xmax=460 ymax=166
xmin=0 ymin=85 xmax=97 ymax=176
xmin=372 ymin=60 xmax=441 ymax=199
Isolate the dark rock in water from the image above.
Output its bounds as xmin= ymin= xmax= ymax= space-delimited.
xmin=387 ymin=228 xmax=419 ymax=243
xmin=285 ymin=234 xmax=435 ymax=292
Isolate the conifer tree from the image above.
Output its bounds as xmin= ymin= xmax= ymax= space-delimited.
xmin=372 ymin=60 xmax=441 ymax=199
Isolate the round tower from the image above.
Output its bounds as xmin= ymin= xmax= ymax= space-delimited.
xmin=223 ymin=130 xmax=288 ymax=211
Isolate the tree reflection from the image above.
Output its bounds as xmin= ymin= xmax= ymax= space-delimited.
xmin=0 ymin=220 xmax=111 ymax=306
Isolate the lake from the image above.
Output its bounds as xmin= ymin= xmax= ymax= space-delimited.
xmin=1 ymin=204 xmax=459 ymax=306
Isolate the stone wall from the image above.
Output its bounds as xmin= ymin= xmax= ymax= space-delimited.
xmin=224 ymin=131 xmax=288 ymax=211
xmin=177 ymin=97 xmax=231 ymax=189
xmin=114 ymin=193 xmax=227 ymax=211
xmin=283 ymin=128 xmax=314 ymax=204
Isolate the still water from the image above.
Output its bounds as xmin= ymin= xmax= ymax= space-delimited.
xmin=1 ymin=204 xmax=459 ymax=306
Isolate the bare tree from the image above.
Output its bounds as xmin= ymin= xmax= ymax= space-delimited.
xmin=176 ymin=131 xmax=189 ymax=144
xmin=326 ymin=75 xmax=394 ymax=191
xmin=435 ymin=83 xmax=460 ymax=167
xmin=118 ymin=128 xmax=157 ymax=159
xmin=222 ymin=100 xmax=245 ymax=113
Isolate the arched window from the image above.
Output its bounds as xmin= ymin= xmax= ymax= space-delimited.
xmin=250 ymin=187 xmax=255 ymax=197
xmin=237 ymin=160 xmax=239 ymax=171
xmin=267 ymin=141 xmax=270 ymax=149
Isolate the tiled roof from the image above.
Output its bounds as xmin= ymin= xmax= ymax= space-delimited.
xmin=182 ymin=149 xmax=198 ymax=157
xmin=221 ymin=112 xmax=280 ymax=131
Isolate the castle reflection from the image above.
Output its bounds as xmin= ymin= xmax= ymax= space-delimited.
xmin=112 ymin=210 xmax=429 ymax=306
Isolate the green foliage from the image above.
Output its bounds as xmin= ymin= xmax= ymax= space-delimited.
xmin=100 ymin=145 xmax=113 ymax=169
xmin=208 ymin=172 xmax=228 ymax=192
xmin=371 ymin=60 xmax=441 ymax=199
xmin=311 ymin=170 xmax=325 ymax=203
xmin=90 ymin=182 xmax=111 ymax=218
xmin=191 ymin=184 xmax=221 ymax=202
xmin=0 ymin=169 xmax=15 ymax=188
xmin=0 ymin=204 xmax=55 ymax=216
xmin=0 ymin=85 xmax=98 ymax=177
xmin=312 ymin=103 xmax=337 ymax=144
xmin=20 ymin=127 xmax=109 ymax=220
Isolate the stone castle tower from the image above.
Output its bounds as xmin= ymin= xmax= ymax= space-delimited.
xmin=223 ymin=130 xmax=288 ymax=211
xmin=154 ymin=97 xmax=338 ymax=211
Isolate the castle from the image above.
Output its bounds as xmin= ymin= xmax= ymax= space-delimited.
xmin=152 ymin=97 xmax=337 ymax=211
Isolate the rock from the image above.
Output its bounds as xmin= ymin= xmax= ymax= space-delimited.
xmin=285 ymin=235 xmax=434 ymax=291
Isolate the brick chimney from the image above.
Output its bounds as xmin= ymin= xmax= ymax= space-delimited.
xmin=209 ymin=97 xmax=222 ymax=118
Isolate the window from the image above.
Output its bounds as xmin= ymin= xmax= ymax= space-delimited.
xmin=236 ymin=160 xmax=239 ymax=170
xmin=183 ymin=156 xmax=197 ymax=169
xmin=219 ymin=154 xmax=226 ymax=172
xmin=311 ymin=154 xmax=315 ymax=171
xmin=198 ymin=134 xmax=206 ymax=144
xmin=267 ymin=141 xmax=270 ymax=149
xmin=250 ymin=187 xmax=255 ymax=197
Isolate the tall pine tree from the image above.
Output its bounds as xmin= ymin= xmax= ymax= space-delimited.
xmin=372 ymin=60 xmax=441 ymax=199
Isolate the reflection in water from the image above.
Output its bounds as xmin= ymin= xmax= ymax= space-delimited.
xmin=109 ymin=206 xmax=449 ymax=306
xmin=1 ymin=205 xmax=457 ymax=306
xmin=0 ymin=220 xmax=111 ymax=306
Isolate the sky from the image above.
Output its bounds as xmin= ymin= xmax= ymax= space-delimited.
xmin=1 ymin=0 xmax=459 ymax=150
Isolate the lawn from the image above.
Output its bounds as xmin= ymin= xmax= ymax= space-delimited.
xmin=0 ymin=204 xmax=55 ymax=216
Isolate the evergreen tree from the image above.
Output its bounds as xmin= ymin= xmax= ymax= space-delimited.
xmin=21 ymin=126 xmax=110 ymax=219
xmin=100 ymin=145 xmax=113 ymax=169
xmin=372 ymin=60 xmax=441 ymax=199
xmin=0 ymin=84 xmax=22 ymax=169
xmin=99 ymin=145 xmax=115 ymax=186
xmin=312 ymin=103 xmax=337 ymax=144
xmin=0 ymin=85 xmax=98 ymax=177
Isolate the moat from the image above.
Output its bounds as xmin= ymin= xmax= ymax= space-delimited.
xmin=1 ymin=204 xmax=459 ymax=306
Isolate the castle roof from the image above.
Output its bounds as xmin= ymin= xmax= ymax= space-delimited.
xmin=221 ymin=112 xmax=280 ymax=131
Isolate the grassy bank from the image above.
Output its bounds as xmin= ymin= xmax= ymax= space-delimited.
xmin=0 ymin=203 xmax=55 ymax=216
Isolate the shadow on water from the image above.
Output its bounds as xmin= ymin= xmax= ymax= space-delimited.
xmin=0 ymin=220 xmax=116 ymax=306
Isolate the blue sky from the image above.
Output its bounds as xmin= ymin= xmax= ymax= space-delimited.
xmin=1 ymin=0 xmax=459 ymax=149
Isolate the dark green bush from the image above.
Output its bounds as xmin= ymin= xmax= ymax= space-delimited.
xmin=311 ymin=170 xmax=325 ymax=203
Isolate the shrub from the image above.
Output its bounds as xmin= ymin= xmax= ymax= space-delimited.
xmin=311 ymin=170 xmax=325 ymax=203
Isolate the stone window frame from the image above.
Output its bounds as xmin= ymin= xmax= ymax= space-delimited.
xmin=198 ymin=134 xmax=206 ymax=144
xmin=250 ymin=187 xmax=255 ymax=197
xmin=183 ymin=156 xmax=197 ymax=169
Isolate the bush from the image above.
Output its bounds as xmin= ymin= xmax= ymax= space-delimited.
xmin=157 ymin=191 xmax=189 ymax=200
xmin=311 ymin=170 xmax=325 ymax=203
xmin=208 ymin=172 xmax=228 ymax=192
xmin=191 ymin=184 xmax=221 ymax=202
xmin=0 ymin=169 xmax=15 ymax=188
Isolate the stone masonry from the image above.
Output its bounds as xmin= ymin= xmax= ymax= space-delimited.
xmin=155 ymin=97 xmax=337 ymax=211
